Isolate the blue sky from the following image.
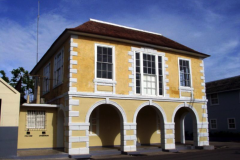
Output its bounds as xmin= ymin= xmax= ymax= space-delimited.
xmin=0 ymin=0 xmax=240 ymax=82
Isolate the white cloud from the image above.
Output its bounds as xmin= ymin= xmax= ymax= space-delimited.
xmin=0 ymin=13 xmax=80 ymax=78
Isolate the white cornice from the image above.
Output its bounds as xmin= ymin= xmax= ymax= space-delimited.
xmin=68 ymin=91 xmax=207 ymax=103
xmin=21 ymin=103 xmax=58 ymax=108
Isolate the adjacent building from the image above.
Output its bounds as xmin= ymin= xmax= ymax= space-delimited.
xmin=16 ymin=19 xmax=210 ymax=157
xmin=0 ymin=78 xmax=20 ymax=158
xmin=206 ymin=76 xmax=240 ymax=133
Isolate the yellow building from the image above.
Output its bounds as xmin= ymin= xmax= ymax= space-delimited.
xmin=0 ymin=78 xmax=20 ymax=158
xmin=18 ymin=19 xmax=210 ymax=156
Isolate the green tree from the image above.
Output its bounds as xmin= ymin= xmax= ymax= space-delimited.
xmin=0 ymin=70 xmax=10 ymax=83
xmin=10 ymin=67 xmax=34 ymax=96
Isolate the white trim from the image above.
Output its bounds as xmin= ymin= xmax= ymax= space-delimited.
xmin=85 ymin=100 xmax=127 ymax=123
xmin=133 ymin=101 xmax=167 ymax=123
xmin=68 ymin=91 xmax=207 ymax=103
xmin=22 ymin=103 xmax=58 ymax=108
xmin=178 ymin=57 xmax=193 ymax=88
xmin=171 ymin=103 xmax=199 ymax=123
xmin=90 ymin=18 xmax=162 ymax=36
xmin=227 ymin=118 xmax=236 ymax=129
xmin=132 ymin=47 xmax=166 ymax=97
xmin=94 ymin=43 xmax=116 ymax=94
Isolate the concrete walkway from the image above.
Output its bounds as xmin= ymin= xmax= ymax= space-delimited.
xmin=13 ymin=141 xmax=239 ymax=159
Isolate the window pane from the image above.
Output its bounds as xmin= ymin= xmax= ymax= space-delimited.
xmin=108 ymin=72 xmax=112 ymax=79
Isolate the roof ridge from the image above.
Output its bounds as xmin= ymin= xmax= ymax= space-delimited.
xmin=206 ymin=75 xmax=240 ymax=84
xmin=90 ymin=18 xmax=162 ymax=36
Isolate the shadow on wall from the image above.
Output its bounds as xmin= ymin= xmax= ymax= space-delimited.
xmin=137 ymin=107 xmax=160 ymax=145
xmin=90 ymin=105 xmax=121 ymax=147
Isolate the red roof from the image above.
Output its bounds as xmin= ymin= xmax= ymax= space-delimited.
xmin=68 ymin=20 xmax=208 ymax=56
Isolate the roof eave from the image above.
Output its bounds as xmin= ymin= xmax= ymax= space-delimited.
xmin=30 ymin=29 xmax=70 ymax=75
xmin=68 ymin=29 xmax=210 ymax=58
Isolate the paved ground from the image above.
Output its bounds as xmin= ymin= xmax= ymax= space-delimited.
xmin=9 ymin=141 xmax=240 ymax=160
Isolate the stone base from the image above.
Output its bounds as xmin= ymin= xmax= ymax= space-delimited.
xmin=122 ymin=151 xmax=140 ymax=155
xmin=162 ymin=149 xmax=179 ymax=153
xmin=69 ymin=154 xmax=91 ymax=159
xmin=195 ymin=145 xmax=214 ymax=150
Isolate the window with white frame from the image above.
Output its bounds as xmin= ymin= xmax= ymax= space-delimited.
xmin=54 ymin=49 xmax=64 ymax=86
xmin=135 ymin=52 xmax=163 ymax=96
xmin=96 ymin=45 xmax=113 ymax=79
xmin=43 ymin=63 xmax=50 ymax=94
xmin=89 ymin=108 xmax=99 ymax=135
xmin=27 ymin=110 xmax=46 ymax=129
xmin=210 ymin=93 xmax=219 ymax=105
xmin=179 ymin=59 xmax=191 ymax=87
xmin=228 ymin=118 xmax=236 ymax=129
xmin=210 ymin=119 xmax=217 ymax=129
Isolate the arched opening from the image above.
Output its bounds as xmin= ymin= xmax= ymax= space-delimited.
xmin=136 ymin=105 xmax=165 ymax=149
xmin=174 ymin=107 xmax=198 ymax=147
xmin=88 ymin=104 xmax=124 ymax=152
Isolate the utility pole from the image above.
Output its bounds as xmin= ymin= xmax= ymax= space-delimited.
xmin=36 ymin=1 xmax=40 ymax=64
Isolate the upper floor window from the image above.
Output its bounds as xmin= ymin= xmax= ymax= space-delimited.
xmin=210 ymin=119 xmax=217 ymax=129
xmin=43 ymin=63 xmax=50 ymax=94
xmin=27 ymin=110 xmax=46 ymax=129
xmin=135 ymin=52 xmax=163 ymax=96
xmin=54 ymin=49 xmax=64 ymax=87
xmin=210 ymin=93 xmax=219 ymax=105
xmin=228 ymin=118 xmax=236 ymax=129
xmin=96 ymin=45 xmax=114 ymax=80
xmin=179 ymin=59 xmax=191 ymax=87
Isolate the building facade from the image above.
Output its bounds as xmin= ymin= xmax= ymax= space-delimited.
xmin=18 ymin=19 xmax=210 ymax=156
xmin=0 ymin=78 xmax=20 ymax=158
xmin=206 ymin=76 xmax=240 ymax=133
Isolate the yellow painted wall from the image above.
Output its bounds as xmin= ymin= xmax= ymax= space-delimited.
xmin=89 ymin=105 xmax=121 ymax=146
xmin=71 ymin=35 xmax=204 ymax=99
xmin=97 ymin=85 xmax=113 ymax=92
xmin=0 ymin=78 xmax=20 ymax=126
xmin=165 ymin=52 xmax=204 ymax=99
xmin=17 ymin=107 xmax=58 ymax=149
xmin=35 ymin=39 xmax=70 ymax=104
xmin=72 ymin=36 xmax=132 ymax=95
xmin=137 ymin=107 xmax=161 ymax=144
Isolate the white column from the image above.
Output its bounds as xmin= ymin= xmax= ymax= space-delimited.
xmin=67 ymin=123 xmax=90 ymax=155
xmin=162 ymin=123 xmax=176 ymax=150
xmin=121 ymin=123 xmax=137 ymax=152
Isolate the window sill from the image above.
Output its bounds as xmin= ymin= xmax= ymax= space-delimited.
xmin=26 ymin=128 xmax=46 ymax=131
xmin=94 ymin=79 xmax=116 ymax=84
xmin=179 ymin=86 xmax=194 ymax=91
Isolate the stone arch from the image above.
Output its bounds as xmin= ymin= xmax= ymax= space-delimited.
xmin=172 ymin=103 xmax=199 ymax=146
xmin=171 ymin=103 xmax=199 ymax=123
xmin=85 ymin=99 xmax=127 ymax=123
xmin=133 ymin=101 xmax=167 ymax=123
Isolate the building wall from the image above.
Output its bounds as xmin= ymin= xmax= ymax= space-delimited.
xmin=65 ymin=97 xmax=207 ymax=150
xmin=71 ymin=35 xmax=205 ymax=99
xmin=207 ymin=90 xmax=240 ymax=133
xmin=17 ymin=107 xmax=58 ymax=149
xmin=35 ymin=39 xmax=70 ymax=104
xmin=0 ymin=78 xmax=20 ymax=158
